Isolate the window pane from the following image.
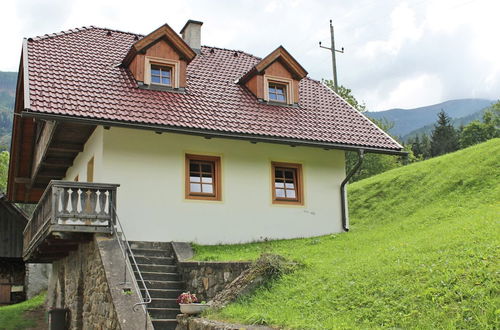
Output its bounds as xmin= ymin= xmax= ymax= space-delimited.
xmin=202 ymin=184 xmax=213 ymax=193
xmin=269 ymin=93 xmax=277 ymax=100
xmin=190 ymin=176 xmax=201 ymax=183
xmin=162 ymin=77 xmax=171 ymax=85
xmin=275 ymin=182 xmax=284 ymax=188
xmin=276 ymin=88 xmax=284 ymax=95
xmin=201 ymin=164 xmax=212 ymax=172
xmin=285 ymin=183 xmax=295 ymax=189
xmin=275 ymin=169 xmax=283 ymax=178
xmin=151 ymin=68 xmax=160 ymax=76
xmin=190 ymin=183 xmax=201 ymax=193
xmin=275 ymin=189 xmax=285 ymax=197
xmin=277 ymin=94 xmax=286 ymax=101
xmin=286 ymin=189 xmax=296 ymax=198
xmin=161 ymin=70 xmax=170 ymax=77
xmin=202 ymin=177 xmax=213 ymax=183
xmin=284 ymin=170 xmax=294 ymax=179
xmin=151 ymin=76 xmax=161 ymax=83
xmin=190 ymin=163 xmax=199 ymax=172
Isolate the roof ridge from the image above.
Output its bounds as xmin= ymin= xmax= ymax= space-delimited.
xmin=29 ymin=25 xmax=143 ymax=41
xmin=201 ymin=45 xmax=262 ymax=61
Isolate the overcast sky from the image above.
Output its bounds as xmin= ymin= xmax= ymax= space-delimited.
xmin=1 ymin=0 xmax=498 ymax=110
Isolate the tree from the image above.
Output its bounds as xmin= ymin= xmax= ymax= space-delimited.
xmin=0 ymin=151 xmax=8 ymax=192
xmin=323 ymin=80 xmax=366 ymax=112
xmin=460 ymin=101 xmax=500 ymax=148
xmin=430 ymin=110 xmax=459 ymax=157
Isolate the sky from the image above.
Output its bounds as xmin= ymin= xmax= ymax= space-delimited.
xmin=0 ymin=0 xmax=498 ymax=111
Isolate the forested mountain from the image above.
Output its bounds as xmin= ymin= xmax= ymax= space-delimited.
xmin=0 ymin=71 xmax=17 ymax=150
xmin=367 ymin=99 xmax=494 ymax=139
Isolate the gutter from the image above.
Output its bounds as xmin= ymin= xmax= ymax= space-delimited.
xmin=340 ymin=149 xmax=365 ymax=232
xmin=21 ymin=110 xmax=408 ymax=156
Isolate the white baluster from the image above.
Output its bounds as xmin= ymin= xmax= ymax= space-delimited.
xmin=95 ymin=190 xmax=102 ymax=213
xmin=66 ymin=189 xmax=73 ymax=213
xmin=77 ymin=189 xmax=83 ymax=213
xmin=104 ymin=190 xmax=110 ymax=214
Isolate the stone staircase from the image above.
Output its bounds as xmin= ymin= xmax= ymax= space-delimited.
xmin=130 ymin=242 xmax=184 ymax=330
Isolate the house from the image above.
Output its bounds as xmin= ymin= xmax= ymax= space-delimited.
xmin=0 ymin=193 xmax=27 ymax=304
xmin=6 ymin=20 xmax=404 ymax=328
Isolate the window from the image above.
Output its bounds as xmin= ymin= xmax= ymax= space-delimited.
xmin=87 ymin=157 xmax=94 ymax=183
xmin=144 ymin=56 xmax=180 ymax=88
xmin=151 ymin=64 xmax=172 ymax=86
xmin=271 ymin=162 xmax=303 ymax=205
xmin=268 ymin=83 xmax=287 ymax=102
xmin=185 ymin=154 xmax=221 ymax=201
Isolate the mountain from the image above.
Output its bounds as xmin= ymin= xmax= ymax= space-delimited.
xmin=192 ymin=139 xmax=500 ymax=329
xmin=0 ymin=71 xmax=17 ymax=150
xmin=366 ymin=99 xmax=495 ymax=139
xmin=403 ymin=107 xmax=488 ymax=141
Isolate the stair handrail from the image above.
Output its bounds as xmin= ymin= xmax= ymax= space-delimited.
xmin=112 ymin=205 xmax=152 ymax=315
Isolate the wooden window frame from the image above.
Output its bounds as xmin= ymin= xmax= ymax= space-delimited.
xmin=144 ymin=56 xmax=180 ymax=88
xmin=87 ymin=157 xmax=94 ymax=183
xmin=185 ymin=154 xmax=222 ymax=201
xmin=150 ymin=64 xmax=173 ymax=87
xmin=264 ymin=75 xmax=293 ymax=105
xmin=271 ymin=162 xmax=303 ymax=205
xmin=268 ymin=83 xmax=287 ymax=103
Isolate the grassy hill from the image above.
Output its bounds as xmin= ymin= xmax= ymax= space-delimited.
xmin=367 ymin=99 xmax=494 ymax=138
xmin=193 ymin=139 xmax=500 ymax=329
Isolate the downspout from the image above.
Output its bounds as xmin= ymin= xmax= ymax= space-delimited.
xmin=340 ymin=149 xmax=364 ymax=232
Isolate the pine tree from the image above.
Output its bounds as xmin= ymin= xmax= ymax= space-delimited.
xmin=430 ymin=110 xmax=459 ymax=157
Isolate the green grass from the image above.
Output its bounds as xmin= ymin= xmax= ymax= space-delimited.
xmin=0 ymin=292 xmax=46 ymax=329
xmin=193 ymin=139 xmax=500 ymax=329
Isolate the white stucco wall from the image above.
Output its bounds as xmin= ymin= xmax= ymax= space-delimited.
xmin=64 ymin=127 xmax=104 ymax=182
xmin=92 ymin=127 xmax=346 ymax=244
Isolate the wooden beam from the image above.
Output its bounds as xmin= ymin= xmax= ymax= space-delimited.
xmin=37 ymin=169 xmax=67 ymax=178
xmin=31 ymin=120 xmax=57 ymax=186
xmin=48 ymin=142 xmax=84 ymax=153
xmin=42 ymin=158 xmax=74 ymax=168
xmin=14 ymin=177 xmax=31 ymax=184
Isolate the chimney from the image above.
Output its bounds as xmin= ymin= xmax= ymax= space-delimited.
xmin=180 ymin=20 xmax=203 ymax=53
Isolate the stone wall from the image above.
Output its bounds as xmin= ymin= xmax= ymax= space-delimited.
xmin=47 ymin=239 xmax=119 ymax=329
xmin=176 ymin=315 xmax=274 ymax=330
xmin=177 ymin=261 xmax=251 ymax=302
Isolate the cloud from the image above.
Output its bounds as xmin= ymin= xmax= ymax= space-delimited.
xmin=0 ymin=0 xmax=499 ymax=110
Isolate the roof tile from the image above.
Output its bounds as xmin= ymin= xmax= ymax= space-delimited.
xmin=26 ymin=27 xmax=402 ymax=151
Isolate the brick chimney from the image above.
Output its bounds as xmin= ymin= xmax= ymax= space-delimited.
xmin=180 ymin=20 xmax=203 ymax=53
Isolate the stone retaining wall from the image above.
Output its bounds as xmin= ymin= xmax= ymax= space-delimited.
xmin=177 ymin=261 xmax=251 ymax=302
xmin=176 ymin=315 xmax=274 ymax=330
xmin=47 ymin=239 xmax=119 ymax=329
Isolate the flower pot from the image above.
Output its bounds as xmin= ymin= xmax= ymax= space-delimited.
xmin=179 ymin=303 xmax=209 ymax=315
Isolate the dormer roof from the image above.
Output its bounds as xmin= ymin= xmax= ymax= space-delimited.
xmin=123 ymin=23 xmax=197 ymax=66
xmin=239 ymin=46 xmax=308 ymax=84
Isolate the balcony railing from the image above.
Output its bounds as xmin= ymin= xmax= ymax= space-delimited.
xmin=23 ymin=180 xmax=119 ymax=262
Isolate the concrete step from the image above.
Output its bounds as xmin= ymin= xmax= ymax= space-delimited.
xmin=132 ymin=255 xmax=176 ymax=265
xmin=131 ymin=248 xmax=173 ymax=258
xmin=129 ymin=241 xmax=173 ymax=252
xmin=135 ymin=264 xmax=177 ymax=273
xmin=139 ymin=280 xmax=185 ymax=290
xmin=141 ymin=288 xmax=184 ymax=299
xmin=147 ymin=307 xmax=180 ymax=319
xmin=148 ymin=298 xmax=179 ymax=309
xmin=135 ymin=271 xmax=181 ymax=282
xmin=151 ymin=319 xmax=177 ymax=330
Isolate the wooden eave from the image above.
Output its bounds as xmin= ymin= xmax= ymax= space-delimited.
xmin=122 ymin=23 xmax=197 ymax=66
xmin=239 ymin=46 xmax=308 ymax=84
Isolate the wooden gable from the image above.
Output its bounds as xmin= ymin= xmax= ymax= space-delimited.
xmin=239 ymin=46 xmax=307 ymax=104
xmin=123 ymin=24 xmax=196 ymax=88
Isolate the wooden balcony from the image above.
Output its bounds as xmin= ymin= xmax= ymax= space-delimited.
xmin=23 ymin=181 xmax=119 ymax=262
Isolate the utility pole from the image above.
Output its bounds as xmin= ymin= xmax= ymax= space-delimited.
xmin=319 ymin=20 xmax=344 ymax=93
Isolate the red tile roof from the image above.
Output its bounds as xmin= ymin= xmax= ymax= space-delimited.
xmin=25 ymin=27 xmax=402 ymax=152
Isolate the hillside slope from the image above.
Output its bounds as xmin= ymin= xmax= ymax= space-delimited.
xmin=367 ymin=98 xmax=493 ymax=137
xmin=194 ymin=139 xmax=500 ymax=329
xmin=0 ymin=71 xmax=17 ymax=148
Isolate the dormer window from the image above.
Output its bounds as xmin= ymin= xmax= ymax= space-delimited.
xmin=151 ymin=65 xmax=172 ymax=86
xmin=144 ymin=57 xmax=181 ymax=89
xmin=238 ymin=46 xmax=308 ymax=106
xmin=268 ymin=83 xmax=287 ymax=102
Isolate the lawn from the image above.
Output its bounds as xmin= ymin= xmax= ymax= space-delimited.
xmin=193 ymin=139 xmax=500 ymax=329
xmin=0 ymin=292 xmax=46 ymax=329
